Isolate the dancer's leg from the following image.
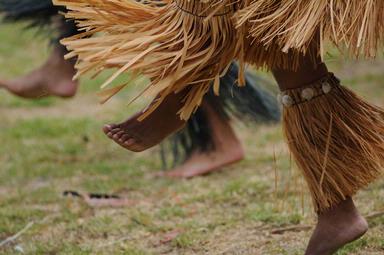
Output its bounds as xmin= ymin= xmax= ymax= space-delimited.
xmin=272 ymin=55 xmax=369 ymax=255
xmin=161 ymin=99 xmax=244 ymax=178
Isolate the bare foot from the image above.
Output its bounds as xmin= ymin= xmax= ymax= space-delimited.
xmin=103 ymin=91 xmax=188 ymax=152
xmin=1 ymin=46 xmax=78 ymax=98
xmin=305 ymin=197 xmax=368 ymax=255
xmin=160 ymin=100 xmax=245 ymax=178
xmin=161 ymin=145 xmax=244 ymax=178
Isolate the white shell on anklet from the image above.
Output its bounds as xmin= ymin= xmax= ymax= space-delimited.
xmin=281 ymin=94 xmax=293 ymax=107
xmin=322 ymin=82 xmax=332 ymax=94
xmin=301 ymin=88 xmax=315 ymax=101
xmin=277 ymin=93 xmax=282 ymax=104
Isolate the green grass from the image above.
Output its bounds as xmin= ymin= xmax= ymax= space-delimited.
xmin=1 ymin=22 xmax=384 ymax=255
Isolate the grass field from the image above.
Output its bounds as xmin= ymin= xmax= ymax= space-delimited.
xmin=1 ymin=23 xmax=384 ymax=255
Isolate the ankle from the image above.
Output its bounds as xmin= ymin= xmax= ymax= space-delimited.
xmin=44 ymin=46 xmax=68 ymax=66
xmin=272 ymin=54 xmax=329 ymax=90
xmin=317 ymin=197 xmax=364 ymax=223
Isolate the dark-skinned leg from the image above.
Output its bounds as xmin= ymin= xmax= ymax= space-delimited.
xmin=272 ymin=54 xmax=368 ymax=255
xmin=160 ymin=99 xmax=244 ymax=178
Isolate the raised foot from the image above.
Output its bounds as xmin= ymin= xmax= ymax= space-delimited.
xmin=103 ymin=123 xmax=140 ymax=152
xmin=103 ymin=91 xmax=188 ymax=152
xmin=305 ymin=198 xmax=368 ymax=255
xmin=103 ymin=118 xmax=185 ymax=153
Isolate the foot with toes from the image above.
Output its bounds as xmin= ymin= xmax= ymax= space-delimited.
xmin=103 ymin=91 xmax=188 ymax=152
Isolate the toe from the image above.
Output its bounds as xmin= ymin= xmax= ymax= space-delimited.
xmin=119 ymin=134 xmax=130 ymax=143
xmin=108 ymin=123 xmax=118 ymax=129
xmin=102 ymin=124 xmax=112 ymax=133
xmin=110 ymin=128 xmax=122 ymax=135
xmin=112 ymin=130 xmax=125 ymax=140
xmin=124 ymin=138 xmax=136 ymax=146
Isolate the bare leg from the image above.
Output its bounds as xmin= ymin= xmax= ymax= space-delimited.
xmin=103 ymin=91 xmax=188 ymax=152
xmin=272 ymin=54 xmax=368 ymax=255
xmin=0 ymin=46 xmax=78 ymax=98
xmin=161 ymin=100 xmax=244 ymax=178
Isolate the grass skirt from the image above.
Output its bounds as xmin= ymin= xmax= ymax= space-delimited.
xmin=282 ymin=73 xmax=384 ymax=211
xmin=55 ymin=0 xmax=241 ymax=120
xmin=54 ymin=0 xmax=383 ymax=119
xmin=236 ymin=0 xmax=384 ymax=60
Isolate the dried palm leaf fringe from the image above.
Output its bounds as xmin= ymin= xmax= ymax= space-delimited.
xmin=54 ymin=0 xmax=241 ymax=120
xmin=283 ymin=74 xmax=384 ymax=212
xmin=236 ymin=0 xmax=384 ymax=59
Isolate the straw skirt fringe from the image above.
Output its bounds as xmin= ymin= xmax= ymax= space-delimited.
xmin=282 ymin=74 xmax=384 ymax=212
xmin=54 ymin=0 xmax=383 ymax=119
xmin=54 ymin=0 xmax=241 ymax=120
xmin=236 ymin=0 xmax=384 ymax=58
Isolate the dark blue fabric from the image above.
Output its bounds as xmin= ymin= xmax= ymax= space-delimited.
xmin=0 ymin=0 xmax=78 ymax=52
